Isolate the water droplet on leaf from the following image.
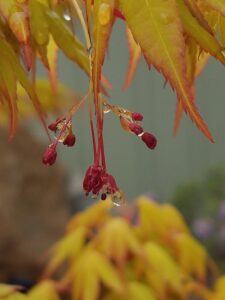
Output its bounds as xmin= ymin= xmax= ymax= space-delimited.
xmin=64 ymin=12 xmax=71 ymax=21
xmin=103 ymin=107 xmax=111 ymax=114
xmin=103 ymin=103 xmax=111 ymax=114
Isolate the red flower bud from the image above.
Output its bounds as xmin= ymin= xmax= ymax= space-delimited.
xmin=131 ymin=112 xmax=143 ymax=121
xmin=63 ymin=133 xmax=76 ymax=147
xmin=48 ymin=122 xmax=57 ymax=132
xmin=101 ymin=193 xmax=107 ymax=200
xmin=42 ymin=146 xmax=57 ymax=165
xmin=128 ymin=123 xmax=143 ymax=135
xmin=48 ymin=117 xmax=66 ymax=132
xmin=83 ymin=165 xmax=104 ymax=195
xmin=141 ymin=132 xmax=157 ymax=149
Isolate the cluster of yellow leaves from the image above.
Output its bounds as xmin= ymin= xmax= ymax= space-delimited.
xmin=2 ymin=197 xmax=225 ymax=300
xmin=119 ymin=0 xmax=225 ymax=142
xmin=1 ymin=0 xmax=225 ymax=142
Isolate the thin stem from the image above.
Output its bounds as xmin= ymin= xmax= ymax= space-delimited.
xmin=69 ymin=92 xmax=88 ymax=116
xmin=90 ymin=118 xmax=97 ymax=160
xmin=70 ymin=0 xmax=91 ymax=50
xmin=54 ymin=93 xmax=88 ymax=147
xmin=100 ymin=117 xmax=106 ymax=169
xmin=70 ymin=0 xmax=105 ymax=170
xmin=70 ymin=0 xmax=98 ymax=163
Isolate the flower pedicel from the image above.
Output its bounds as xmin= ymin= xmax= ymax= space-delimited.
xmin=42 ymin=95 xmax=157 ymax=206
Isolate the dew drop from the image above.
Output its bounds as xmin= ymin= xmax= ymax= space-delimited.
xmin=104 ymin=108 xmax=111 ymax=114
xmin=55 ymin=120 xmax=72 ymax=143
xmin=112 ymin=191 xmax=126 ymax=206
xmin=103 ymin=103 xmax=111 ymax=114
xmin=99 ymin=3 xmax=112 ymax=26
xmin=138 ymin=132 xmax=144 ymax=137
xmin=160 ymin=13 xmax=174 ymax=25
xmin=64 ymin=12 xmax=71 ymax=21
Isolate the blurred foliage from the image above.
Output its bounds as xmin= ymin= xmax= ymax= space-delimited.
xmin=1 ymin=197 xmax=225 ymax=300
xmin=0 ymin=79 xmax=77 ymax=127
xmin=172 ymin=164 xmax=225 ymax=269
xmin=2 ymin=0 xmax=225 ymax=142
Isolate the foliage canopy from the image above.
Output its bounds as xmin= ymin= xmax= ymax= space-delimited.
xmin=1 ymin=0 xmax=225 ymax=198
xmin=1 ymin=197 xmax=225 ymax=300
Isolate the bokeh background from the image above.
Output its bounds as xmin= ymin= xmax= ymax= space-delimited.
xmin=1 ymin=19 xmax=225 ymax=283
xmin=52 ymin=20 xmax=225 ymax=201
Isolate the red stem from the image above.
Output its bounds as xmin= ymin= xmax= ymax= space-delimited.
xmin=90 ymin=119 xmax=97 ymax=161
xmin=99 ymin=115 xmax=106 ymax=169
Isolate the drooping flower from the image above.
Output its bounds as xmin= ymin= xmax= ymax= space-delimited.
xmin=83 ymin=164 xmax=120 ymax=200
xmin=63 ymin=133 xmax=76 ymax=147
xmin=141 ymin=132 xmax=157 ymax=149
xmin=131 ymin=112 xmax=143 ymax=121
xmin=128 ymin=123 xmax=143 ymax=135
xmin=42 ymin=145 xmax=57 ymax=166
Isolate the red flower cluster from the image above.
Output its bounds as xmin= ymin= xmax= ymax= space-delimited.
xmin=63 ymin=132 xmax=76 ymax=146
xmin=42 ymin=145 xmax=57 ymax=166
xmin=126 ymin=111 xmax=157 ymax=150
xmin=128 ymin=123 xmax=143 ymax=135
xmin=42 ymin=104 xmax=156 ymax=204
xmin=42 ymin=117 xmax=76 ymax=166
xmin=131 ymin=112 xmax=143 ymax=121
xmin=83 ymin=164 xmax=119 ymax=200
xmin=142 ymin=132 xmax=157 ymax=149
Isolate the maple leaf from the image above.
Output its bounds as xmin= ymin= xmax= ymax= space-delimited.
xmin=92 ymin=0 xmax=115 ymax=101
xmin=71 ymin=249 xmax=123 ymax=300
xmin=183 ymin=0 xmax=215 ymax=35
xmin=174 ymin=37 xmax=210 ymax=134
xmin=0 ymin=58 xmax=17 ymax=140
xmin=46 ymin=9 xmax=90 ymax=75
xmin=93 ymin=218 xmax=141 ymax=265
xmin=28 ymin=281 xmax=60 ymax=300
xmin=119 ymin=0 xmax=214 ymax=142
xmin=204 ymin=0 xmax=225 ymax=17
xmin=123 ymin=26 xmax=142 ymax=90
xmin=143 ymin=242 xmax=183 ymax=298
xmin=44 ymin=227 xmax=87 ymax=277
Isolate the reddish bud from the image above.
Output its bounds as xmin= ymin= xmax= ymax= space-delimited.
xmin=48 ymin=117 xmax=66 ymax=132
xmin=48 ymin=123 xmax=57 ymax=132
xmin=42 ymin=146 xmax=57 ymax=166
xmin=83 ymin=165 xmax=104 ymax=195
xmin=128 ymin=123 xmax=143 ymax=135
xmin=83 ymin=165 xmax=120 ymax=197
xmin=101 ymin=193 xmax=107 ymax=200
xmin=105 ymin=174 xmax=119 ymax=194
xmin=63 ymin=133 xmax=76 ymax=147
xmin=141 ymin=132 xmax=157 ymax=149
xmin=131 ymin=112 xmax=143 ymax=121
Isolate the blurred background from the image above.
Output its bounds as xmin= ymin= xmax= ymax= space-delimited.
xmin=55 ymin=20 xmax=225 ymax=201
xmin=1 ymin=20 xmax=225 ymax=283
